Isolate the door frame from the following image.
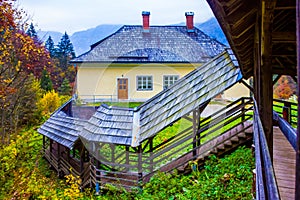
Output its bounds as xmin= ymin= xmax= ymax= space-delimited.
xmin=117 ymin=77 xmax=129 ymax=100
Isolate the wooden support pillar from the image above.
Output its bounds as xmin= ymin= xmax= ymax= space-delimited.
xmin=42 ymin=135 xmax=45 ymax=151
xmin=295 ymin=0 xmax=300 ymax=199
xmin=259 ymin=0 xmax=275 ymax=160
xmin=125 ymin=146 xmax=130 ymax=171
xmin=193 ymin=107 xmax=201 ymax=158
xmin=137 ymin=145 xmax=143 ymax=187
xmin=57 ymin=143 xmax=62 ymax=177
xmin=149 ymin=138 xmax=154 ymax=173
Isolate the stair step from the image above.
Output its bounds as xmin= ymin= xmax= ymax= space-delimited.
xmin=231 ymin=136 xmax=239 ymax=143
xmin=224 ymin=140 xmax=232 ymax=147
xmin=217 ymin=144 xmax=225 ymax=151
xmin=237 ymin=132 xmax=246 ymax=139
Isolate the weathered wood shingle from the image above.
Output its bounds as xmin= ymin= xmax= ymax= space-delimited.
xmin=38 ymin=111 xmax=87 ymax=149
xmin=79 ymin=104 xmax=134 ymax=146
xmin=71 ymin=26 xmax=226 ymax=63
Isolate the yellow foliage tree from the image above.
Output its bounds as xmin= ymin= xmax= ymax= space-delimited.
xmin=37 ymin=90 xmax=60 ymax=117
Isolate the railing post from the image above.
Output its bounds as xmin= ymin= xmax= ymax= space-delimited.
xmin=193 ymin=108 xmax=200 ymax=158
xmin=125 ymin=146 xmax=130 ymax=171
xmin=241 ymin=98 xmax=245 ymax=122
xmin=138 ymin=145 xmax=143 ymax=189
xmin=95 ymin=160 xmax=101 ymax=195
xmin=283 ymin=102 xmax=291 ymax=123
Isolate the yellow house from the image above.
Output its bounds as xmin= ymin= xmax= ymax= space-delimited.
xmin=71 ymin=11 xmax=248 ymax=102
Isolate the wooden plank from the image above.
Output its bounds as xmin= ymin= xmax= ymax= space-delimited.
xmin=273 ymin=127 xmax=296 ymax=200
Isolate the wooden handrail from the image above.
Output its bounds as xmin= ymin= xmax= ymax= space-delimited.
xmin=253 ymin=98 xmax=280 ymax=200
xmin=273 ymin=111 xmax=297 ymax=151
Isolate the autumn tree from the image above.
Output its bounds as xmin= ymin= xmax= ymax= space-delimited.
xmin=273 ymin=75 xmax=295 ymax=99
xmin=0 ymin=0 xmax=53 ymax=143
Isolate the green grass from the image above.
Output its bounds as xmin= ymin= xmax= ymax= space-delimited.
xmin=86 ymin=101 xmax=143 ymax=108
xmin=99 ymin=146 xmax=254 ymax=200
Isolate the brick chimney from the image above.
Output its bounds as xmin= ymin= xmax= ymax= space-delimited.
xmin=185 ymin=12 xmax=194 ymax=32
xmin=142 ymin=11 xmax=150 ymax=32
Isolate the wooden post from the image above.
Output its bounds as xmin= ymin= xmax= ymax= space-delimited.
xmin=259 ymin=0 xmax=275 ymax=161
xmin=282 ymin=105 xmax=290 ymax=124
xmin=50 ymin=139 xmax=53 ymax=154
xmin=149 ymin=138 xmax=154 ymax=173
xmin=295 ymin=0 xmax=300 ymax=199
xmin=241 ymin=98 xmax=245 ymax=122
xmin=193 ymin=107 xmax=200 ymax=158
xmin=125 ymin=146 xmax=130 ymax=171
xmin=57 ymin=143 xmax=61 ymax=177
xmin=42 ymin=135 xmax=45 ymax=151
xmin=137 ymin=145 xmax=143 ymax=187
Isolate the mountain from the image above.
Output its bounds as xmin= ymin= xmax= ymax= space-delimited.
xmin=37 ymin=31 xmax=63 ymax=44
xmin=196 ymin=18 xmax=228 ymax=46
xmin=70 ymin=24 xmax=122 ymax=56
xmin=38 ymin=17 xmax=228 ymax=56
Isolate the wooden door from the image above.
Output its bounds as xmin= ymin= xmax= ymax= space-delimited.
xmin=117 ymin=78 xmax=128 ymax=99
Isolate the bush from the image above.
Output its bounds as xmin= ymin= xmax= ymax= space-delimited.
xmin=37 ymin=90 xmax=61 ymax=118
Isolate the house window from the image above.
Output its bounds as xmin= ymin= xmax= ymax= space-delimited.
xmin=137 ymin=76 xmax=153 ymax=91
xmin=163 ymin=75 xmax=179 ymax=89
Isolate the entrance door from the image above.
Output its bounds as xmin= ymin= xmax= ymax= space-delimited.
xmin=117 ymin=78 xmax=128 ymax=99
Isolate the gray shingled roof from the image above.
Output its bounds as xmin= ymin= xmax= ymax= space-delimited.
xmin=71 ymin=25 xmax=226 ymax=63
xmin=79 ymin=49 xmax=242 ymax=147
xmin=38 ymin=111 xmax=87 ymax=149
xmin=79 ymin=104 xmax=134 ymax=146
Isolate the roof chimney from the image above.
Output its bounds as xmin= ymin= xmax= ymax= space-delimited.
xmin=142 ymin=11 xmax=150 ymax=32
xmin=185 ymin=12 xmax=194 ymax=32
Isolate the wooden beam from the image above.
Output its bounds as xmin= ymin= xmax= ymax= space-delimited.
xmin=272 ymin=32 xmax=296 ymax=43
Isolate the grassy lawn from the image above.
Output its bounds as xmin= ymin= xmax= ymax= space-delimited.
xmin=86 ymin=101 xmax=143 ymax=108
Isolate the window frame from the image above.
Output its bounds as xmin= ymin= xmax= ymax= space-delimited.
xmin=163 ymin=75 xmax=179 ymax=89
xmin=136 ymin=75 xmax=153 ymax=91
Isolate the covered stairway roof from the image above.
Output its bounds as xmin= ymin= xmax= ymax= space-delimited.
xmin=38 ymin=49 xmax=242 ymax=148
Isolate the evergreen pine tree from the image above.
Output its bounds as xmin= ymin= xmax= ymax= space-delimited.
xmin=57 ymin=32 xmax=76 ymax=70
xmin=26 ymin=23 xmax=38 ymax=41
xmin=58 ymin=78 xmax=72 ymax=95
xmin=40 ymin=69 xmax=53 ymax=91
xmin=45 ymin=36 xmax=56 ymax=57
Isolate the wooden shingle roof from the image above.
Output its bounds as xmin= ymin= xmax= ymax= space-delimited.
xmin=38 ymin=111 xmax=87 ymax=149
xmin=71 ymin=25 xmax=226 ymax=63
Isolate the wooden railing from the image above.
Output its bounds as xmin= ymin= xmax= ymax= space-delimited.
xmin=273 ymin=99 xmax=297 ymax=127
xmin=273 ymin=111 xmax=297 ymax=150
xmin=253 ymin=98 xmax=280 ymax=200
xmin=90 ymin=97 xmax=254 ymax=190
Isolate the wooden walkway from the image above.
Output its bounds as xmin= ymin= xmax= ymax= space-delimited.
xmin=273 ymin=126 xmax=296 ymax=200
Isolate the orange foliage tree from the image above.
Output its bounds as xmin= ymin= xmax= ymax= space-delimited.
xmin=273 ymin=75 xmax=295 ymax=99
xmin=0 ymin=0 xmax=53 ymax=143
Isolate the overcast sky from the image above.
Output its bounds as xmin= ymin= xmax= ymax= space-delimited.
xmin=20 ymin=0 xmax=215 ymax=34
